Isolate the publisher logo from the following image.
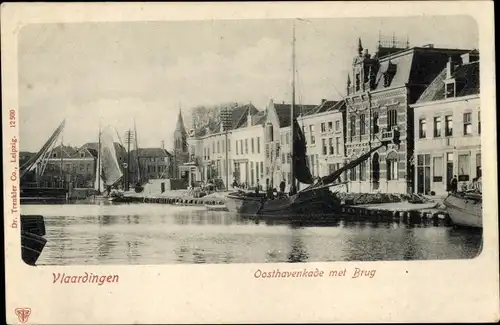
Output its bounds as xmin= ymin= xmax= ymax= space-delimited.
xmin=15 ymin=308 xmax=31 ymax=324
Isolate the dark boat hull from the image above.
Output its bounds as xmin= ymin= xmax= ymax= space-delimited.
xmin=443 ymin=193 xmax=482 ymax=228
xmin=258 ymin=188 xmax=342 ymax=220
xmin=225 ymin=192 xmax=265 ymax=215
xmin=21 ymin=232 xmax=47 ymax=265
xmin=20 ymin=215 xmax=47 ymax=265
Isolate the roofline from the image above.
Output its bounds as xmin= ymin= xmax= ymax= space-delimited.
xmin=377 ymin=46 xmax=473 ymax=62
xmin=411 ymin=93 xmax=480 ymax=108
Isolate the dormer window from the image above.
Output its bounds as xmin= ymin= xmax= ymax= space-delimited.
xmin=445 ymin=81 xmax=456 ymax=98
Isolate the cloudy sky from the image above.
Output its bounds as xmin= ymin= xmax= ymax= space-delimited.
xmin=18 ymin=15 xmax=478 ymax=152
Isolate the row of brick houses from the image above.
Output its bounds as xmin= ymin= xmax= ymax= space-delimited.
xmin=180 ymin=39 xmax=480 ymax=194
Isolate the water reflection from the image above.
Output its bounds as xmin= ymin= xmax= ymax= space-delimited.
xmin=27 ymin=203 xmax=483 ymax=265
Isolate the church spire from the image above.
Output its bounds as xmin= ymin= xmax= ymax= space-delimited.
xmin=357 ymin=37 xmax=363 ymax=56
xmin=175 ymin=106 xmax=187 ymax=136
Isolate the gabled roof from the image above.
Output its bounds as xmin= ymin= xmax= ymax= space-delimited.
xmin=81 ymin=142 xmax=127 ymax=156
xmin=273 ymin=103 xmax=317 ymax=127
xmin=251 ymin=110 xmax=267 ymax=126
xmin=131 ymin=148 xmax=172 ymax=158
xmin=51 ymin=145 xmax=78 ymax=158
xmin=302 ymin=100 xmax=344 ymax=116
xmin=194 ymin=103 xmax=259 ymax=136
xmin=416 ymin=61 xmax=480 ymax=103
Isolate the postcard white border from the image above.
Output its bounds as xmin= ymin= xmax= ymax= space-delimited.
xmin=2 ymin=2 xmax=499 ymax=323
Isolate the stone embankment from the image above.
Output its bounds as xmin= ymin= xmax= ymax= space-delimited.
xmin=124 ymin=190 xmax=229 ymax=207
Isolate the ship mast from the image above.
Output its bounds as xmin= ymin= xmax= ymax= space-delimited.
xmin=290 ymin=20 xmax=297 ymax=195
xmin=97 ymin=122 xmax=101 ymax=193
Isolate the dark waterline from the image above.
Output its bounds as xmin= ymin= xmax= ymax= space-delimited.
xmin=21 ymin=203 xmax=483 ymax=265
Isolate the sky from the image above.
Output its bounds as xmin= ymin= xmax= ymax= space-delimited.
xmin=18 ymin=15 xmax=478 ymax=152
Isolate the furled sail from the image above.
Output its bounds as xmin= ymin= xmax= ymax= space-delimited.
xmin=95 ymin=126 xmax=123 ymax=191
xmin=292 ymin=119 xmax=314 ymax=185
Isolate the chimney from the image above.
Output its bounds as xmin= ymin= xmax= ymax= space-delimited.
xmin=247 ymin=109 xmax=252 ymax=127
xmin=446 ymin=57 xmax=454 ymax=79
xmin=461 ymin=51 xmax=479 ymax=64
xmin=161 ymin=140 xmax=165 ymax=149
xmin=321 ymin=99 xmax=327 ymax=104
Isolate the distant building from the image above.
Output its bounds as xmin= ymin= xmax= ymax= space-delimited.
xmin=411 ymin=51 xmax=480 ymax=195
xmin=186 ymin=103 xmax=260 ymax=188
xmin=130 ymin=148 xmax=173 ymax=182
xmin=344 ymin=37 xmax=473 ymax=194
xmin=299 ymin=100 xmax=347 ymax=183
xmin=172 ymin=108 xmax=190 ymax=181
xmin=230 ymin=108 xmax=267 ymax=188
xmin=263 ymin=99 xmax=317 ymax=189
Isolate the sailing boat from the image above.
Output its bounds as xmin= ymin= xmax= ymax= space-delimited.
xmin=94 ymin=125 xmax=124 ymax=201
xmin=225 ymin=20 xmax=398 ymax=220
xmin=132 ymin=118 xmax=145 ymax=193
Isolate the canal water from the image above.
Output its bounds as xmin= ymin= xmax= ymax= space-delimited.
xmin=22 ymin=203 xmax=482 ymax=265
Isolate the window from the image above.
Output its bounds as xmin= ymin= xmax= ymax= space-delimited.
xmin=445 ymin=115 xmax=453 ymax=136
xmin=359 ymin=160 xmax=367 ymax=181
xmin=207 ymin=148 xmax=210 ymax=160
xmin=240 ymin=140 xmax=243 ymax=154
xmin=433 ymin=117 xmax=442 ymax=137
xmin=359 ymin=114 xmax=366 ymax=135
xmin=265 ymin=144 xmax=270 ymax=159
xmin=476 ymin=153 xmax=481 ymax=178
xmin=335 ymin=120 xmax=340 ymax=132
xmin=236 ymin=141 xmax=239 ymax=155
xmin=228 ymin=139 xmax=231 ymax=152
xmin=373 ymin=112 xmax=379 ymax=134
xmin=80 ymin=152 xmax=85 ymax=158
xmin=245 ymin=139 xmax=248 ymax=154
xmin=322 ymin=139 xmax=327 ymax=155
xmin=260 ymin=162 xmax=264 ymax=177
xmin=309 ymin=125 xmax=315 ymax=144
xmin=458 ymin=154 xmax=470 ymax=181
xmin=419 ymin=118 xmax=427 ymax=138
xmin=281 ymin=153 xmax=285 ymax=161
xmin=463 ymin=113 xmax=472 ymax=135
xmin=335 ymin=137 xmax=340 ymax=155
xmin=287 ymin=154 xmax=290 ymax=164
xmin=355 ymin=73 xmax=360 ymax=91
xmin=217 ymin=141 xmax=220 ymax=153
xmin=222 ymin=140 xmax=225 ymax=153
xmin=329 ymin=138 xmax=334 ymax=155
xmin=350 ymin=115 xmax=356 ymax=137
xmin=433 ymin=156 xmax=443 ymax=182
xmin=251 ymin=138 xmax=254 ymax=153
xmin=285 ymin=133 xmax=289 ymax=145
xmin=350 ymin=166 xmax=357 ymax=181
xmin=387 ymin=109 xmax=397 ymax=130
xmin=212 ymin=142 xmax=215 ymax=153
xmin=328 ymin=122 xmax=333 ymax=132
xmin=387 ymin=154 xmax=399 ymax=181
xmin=478 ymin=111 xmax=481 ymax=134
xmin=257 ymin=137 xmax=260 ymax=153
xmin=321 ymin=123 xmax=326 ymax=133
xmin=445 ymin=82 xmax=455 ymax=98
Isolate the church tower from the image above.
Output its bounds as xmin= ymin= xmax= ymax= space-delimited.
xmin=172 ymin=108 xmax=188 ymax=178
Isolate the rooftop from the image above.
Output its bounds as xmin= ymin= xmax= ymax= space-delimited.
xmin=131 ymin=148 xmax=172 ymax=158
xmin=416 ymin=61 xmax=480 ymax=103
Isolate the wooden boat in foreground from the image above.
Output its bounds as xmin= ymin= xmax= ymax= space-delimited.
xmin=20 ymin=215 xmax=47 ymax=265
xmin=443 ymin=192 xmax=482 ymax=228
